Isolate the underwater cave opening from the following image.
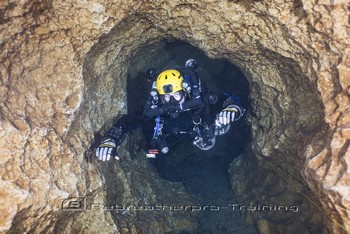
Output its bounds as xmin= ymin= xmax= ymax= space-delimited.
xmin=127 ymin=39 xmax=251 ymax=179
xmin=127 ymin=40 xmax=256 ymax=233
xmin=76 ymin=11 xmax=328 ymax=232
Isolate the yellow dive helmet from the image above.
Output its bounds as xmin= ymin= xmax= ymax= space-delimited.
xmin=156 ymin=69 xmax=184 ymax=95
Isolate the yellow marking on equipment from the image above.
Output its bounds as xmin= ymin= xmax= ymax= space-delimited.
xmin=223 ymin=108 xmax=238 ymax=112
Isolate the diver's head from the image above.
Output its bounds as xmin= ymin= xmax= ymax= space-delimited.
xmin=156 ymin=69 xmax=186 ymax=105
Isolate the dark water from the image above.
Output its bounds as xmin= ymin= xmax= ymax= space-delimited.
xmin=152 ymin=121 xmax=256 ymax=234
xmin=145 ymin=113 xmax=256 ymax=232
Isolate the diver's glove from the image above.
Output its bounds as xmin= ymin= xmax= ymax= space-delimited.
xmin=214 ymin=105 xmax=244 ymax=135
xmin=214 ymin=107 xmax=238 ymax=135
xmin=216 ymin=106 xmax=238 ymax=125
xmin=216 ymin=95 xmax=245 ymax=125
xmin=214 ymin=96 xmax=245 ymax=135
xmin=96 ymin=126 xmax=125 ymax=161
xmin=96 ymin=137 xmax=119 ymax=161
xmin=214 ymin=109 xmax=234 ymax=136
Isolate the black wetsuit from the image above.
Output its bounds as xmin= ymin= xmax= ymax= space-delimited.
xmin=105 ymin=66 xmax=215 ymax=153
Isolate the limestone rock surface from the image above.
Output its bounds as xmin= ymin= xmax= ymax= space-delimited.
xmin=0 ymin=0 xmax=349 ymax=233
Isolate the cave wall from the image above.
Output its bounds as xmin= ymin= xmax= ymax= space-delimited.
xmin=0 ymin=0 xmax=349 ymax=233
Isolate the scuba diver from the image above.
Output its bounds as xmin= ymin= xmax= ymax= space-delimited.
xmin=95 ymin=59 xmax=245 ymax=161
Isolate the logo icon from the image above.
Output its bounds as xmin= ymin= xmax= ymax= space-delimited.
xmin=61 ymin=197 xmax=86 ymax=211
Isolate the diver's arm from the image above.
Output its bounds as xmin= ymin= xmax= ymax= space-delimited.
xmin=180 ymin=96 xmax=202 ymax=111
xmin=193 ymin=97 xmax=245 ymax=151
xmin=95 ymin=112 xmax=147 ymax=161
xmin=143 ymin=99 xmax=167 ymax=119
xmin=214 ymin=96 xmax=245 ymax=136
